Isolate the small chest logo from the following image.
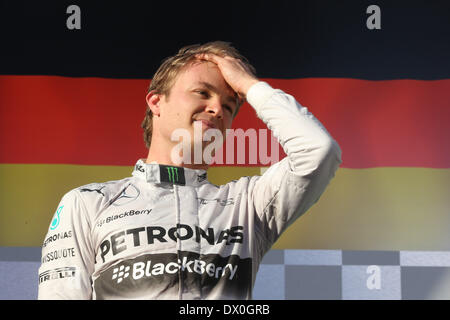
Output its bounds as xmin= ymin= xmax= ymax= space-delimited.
xmin=159 ymin=165 xmax=186 ymax=185
xmin=112 ymin=265 xmax=130 ymax=283
xmin=110 ymin=184 xmax=140 ymax=206
xmin=50 ymin=205 xmax=64 ymax=230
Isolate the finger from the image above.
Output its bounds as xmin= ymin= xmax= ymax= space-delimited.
xmin=195 ymin=53 xmax=221 ymax=64
xmin=238 ymin=93 xmax=246 ymax=104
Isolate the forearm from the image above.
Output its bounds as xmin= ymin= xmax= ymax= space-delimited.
xmin=246 ymin=81 xmax=342 ymax=174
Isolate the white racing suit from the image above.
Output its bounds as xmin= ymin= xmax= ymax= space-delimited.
xmin=38 ymin=81 xmax=342 ymax=299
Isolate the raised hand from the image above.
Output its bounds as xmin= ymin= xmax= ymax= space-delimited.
xmin=195 ymin=53 xmax=259 ymax=102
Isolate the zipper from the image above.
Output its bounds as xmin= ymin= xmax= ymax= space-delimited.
xmin=173 ymin=184 xmax=182 ymax=300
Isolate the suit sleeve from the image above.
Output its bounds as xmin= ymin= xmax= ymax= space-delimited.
xmin=38 ymin=189 xmax=95 ymax=299
xmin=247 ymin=81 xmax=342 ymax=256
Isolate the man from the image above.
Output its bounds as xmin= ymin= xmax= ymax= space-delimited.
xmin=38 ymin=41 xmax=342 ymax=299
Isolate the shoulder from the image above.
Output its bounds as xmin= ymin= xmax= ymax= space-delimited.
xmin=62 ymin=176 xmax=138 ymax=212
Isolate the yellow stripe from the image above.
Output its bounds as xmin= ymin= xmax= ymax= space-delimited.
xmin=0 ymin=164 xmax=131 ymax=247
xmin=1 ymin=164 xmax=449 ymax=251
xmin=273 ymin=167 xmax=450 ymax=251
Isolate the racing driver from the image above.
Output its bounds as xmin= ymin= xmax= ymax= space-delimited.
xmin=38 ymin=41 xmax=342 ymax=299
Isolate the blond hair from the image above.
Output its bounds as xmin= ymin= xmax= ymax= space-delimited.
xmin=141 ymin=41 xmax=256 ymax=149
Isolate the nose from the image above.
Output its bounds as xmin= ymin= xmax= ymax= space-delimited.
xmin=205 ymin=97 xmax=223 ymax=118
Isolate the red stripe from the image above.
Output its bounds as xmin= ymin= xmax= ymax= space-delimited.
xmin=1 ymin=76 xmax=449 ymax=168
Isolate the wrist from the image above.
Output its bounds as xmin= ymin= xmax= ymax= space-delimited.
xmin=241 ymin=78 xmax=260 ymax=97
xmin=246 ymin=81 xmax=277 ymax=112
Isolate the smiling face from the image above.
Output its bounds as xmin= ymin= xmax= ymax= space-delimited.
xmin=146 ymin=60 xmax=238 ymax=167
xmin=161 ymin=60 xmax=237 ymax=138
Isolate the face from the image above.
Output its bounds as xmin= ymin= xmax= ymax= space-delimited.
xmin=152 ymin=60 xmax=238 ymax=157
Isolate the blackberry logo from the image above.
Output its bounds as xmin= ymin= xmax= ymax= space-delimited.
xmin=109 ymin=257 xmax=238 ymax=286
xmin=112 ymin=265 xmax=130 ymax=283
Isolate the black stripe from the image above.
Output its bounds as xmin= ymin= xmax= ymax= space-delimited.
xmin=94 ymin=251 xmax=252 ymax=299
xmin=0 ymin=0 xmax=449 ymax=79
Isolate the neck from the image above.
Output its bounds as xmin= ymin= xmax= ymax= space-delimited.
xmin=145 ymin=141 xmax=209 ymax=171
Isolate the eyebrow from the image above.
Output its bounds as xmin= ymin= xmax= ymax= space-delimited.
xmin=196 ymin=81 xmax=239 ymax=107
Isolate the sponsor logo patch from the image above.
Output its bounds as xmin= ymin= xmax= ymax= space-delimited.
xmin=39 ymin=267 xmax=76 ymax=283
xmin=112 ymin=265 xmax=131 ymax=284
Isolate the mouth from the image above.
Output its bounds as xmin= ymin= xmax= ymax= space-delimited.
xmin=194 ymin=119 xmax=217 ymax=130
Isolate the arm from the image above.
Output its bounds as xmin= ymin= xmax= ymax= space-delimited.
xmin=196 ymin=53 xmax=342 ymax=253
xmin=247 ymin=81 xmax=342 ymax=252
xmin=38 ymin=189 xmax=95 ymax=299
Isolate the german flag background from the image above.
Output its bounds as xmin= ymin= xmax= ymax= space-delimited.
xmin=0 ymin=0 xmax=450 ymax=300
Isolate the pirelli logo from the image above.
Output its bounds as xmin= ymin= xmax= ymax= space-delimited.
xmin=39 ymin=267 xmax=76 ymax=284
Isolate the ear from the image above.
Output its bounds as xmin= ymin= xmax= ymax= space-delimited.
xmin=145 ymin=90 xmax=162 ymax=116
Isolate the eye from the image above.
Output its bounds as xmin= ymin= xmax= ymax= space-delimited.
xmin=195 ymin=90 xmax=210 ymax=98
xmin=223 ymin=104 xmax=233 ymax=114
